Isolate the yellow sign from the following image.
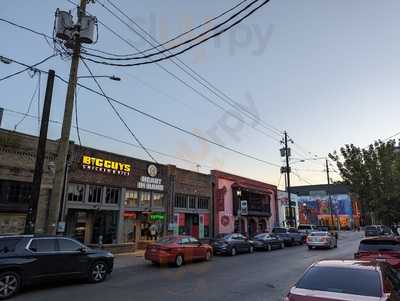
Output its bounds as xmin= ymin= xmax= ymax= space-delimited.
xmin=82 ymin=155 xmax=131 ymax=176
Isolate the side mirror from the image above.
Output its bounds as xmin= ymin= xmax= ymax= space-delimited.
xmin=80 ymin=246 xmax=89 ymax=253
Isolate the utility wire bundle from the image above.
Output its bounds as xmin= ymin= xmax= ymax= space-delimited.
xmin=81 ymin=0 xmax=271 ymax=67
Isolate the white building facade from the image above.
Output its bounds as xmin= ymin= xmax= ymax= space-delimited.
xmin=277 ymin=190 xmax=300 ymax=227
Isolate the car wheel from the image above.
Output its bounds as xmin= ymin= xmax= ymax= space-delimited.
xmin=205 ymin=251 xmax=212 ymax=261
xmin=280 ymin=242 xmax=285 ymax=249
xmin=88 ymin=261 xmax=108 ymax=283
xmin=249 ymin=245 xmax=254 ymax=253
xmin=0 ymin=271 xmax=21 ymax=300
xmin=308 ymin=246 xmax=313 ymax=250
xmin=266 ymin=244 xmax=272 ymax=251
xmin=175 ymin=255 xmax=184 ymax=267
xmin=230 ymin=247 xmax=237 ymax=256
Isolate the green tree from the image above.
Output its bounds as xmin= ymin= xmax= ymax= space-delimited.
xmin=329 ymin=140 xmax=400 ymax=225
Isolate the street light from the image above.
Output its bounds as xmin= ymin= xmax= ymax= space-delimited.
xmin=77 ymin=75 xmax=122 ymax=81
xmin=236 ymin=189 xmax=242 ymax=234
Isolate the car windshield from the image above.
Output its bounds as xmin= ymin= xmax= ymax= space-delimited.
xmin=310 ymin=232 xmax=328 ymax=237
xmin=359 ymin=240 xmax=400 ymax=252
xmin=215 ymin=234 xmax=231 ymax=240
xmin=298 ymin=225 xmax=311 ymax=230
xmin=157 ymin=237 xmax=178 ymax=244
xmin=366 ymin=226 xmax=378 ymax=231
xmin=255 ymin=234 xmax=268 ymax=239
xmin=296 ymin=266 xmax=382 ymax=297
xmin=273 ymin=228 xmax=287 ymax=233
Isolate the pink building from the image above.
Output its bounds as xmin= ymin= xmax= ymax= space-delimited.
xmin=211 ymin=170 xmax=278 ymax=238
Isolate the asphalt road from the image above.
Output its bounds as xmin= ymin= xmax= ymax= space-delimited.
xmin=14 ymin=231 xmax=364 ymax=301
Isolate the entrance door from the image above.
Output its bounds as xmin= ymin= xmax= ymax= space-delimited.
xmin=248 ymin=219 xmax=257 ymax=238
xmin=191 ymin=214 xmax=199 ymax=239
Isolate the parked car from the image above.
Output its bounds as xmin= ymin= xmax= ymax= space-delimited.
xmin=211 ymin=233 xmax=254 ymax=256
xmin=355 ymin=237 xmax=400 ymax=269
xmin=297 ymin=224 xmax=317 ymax=236
xmin=306 ymin=231 xmax=337 ymax=250
xmin=365 ymin=225 xmax=393 ymax=237
xmin=284 ymin=260 xmax=400 ymax=301
xmin=145 ymin=235 xmax=213 ymax=267
xmin=252 ymin=233 xmax=285 ymax=251
xmin=317 ymin=225 xmax=339 ymax=240
xmin=271 ymin=227 xmax=303 ymax=246
xmin=0 ymin=235 xmax=114 ymax=300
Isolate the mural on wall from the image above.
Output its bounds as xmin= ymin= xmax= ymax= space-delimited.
xmin=298 ymin=194 xmax=353 ymax=228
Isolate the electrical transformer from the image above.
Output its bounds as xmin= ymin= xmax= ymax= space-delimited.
xmin=55 ymin=9 xmax=73 ymax=41
xmin=80 ymin=15 xmax=97 ymax=44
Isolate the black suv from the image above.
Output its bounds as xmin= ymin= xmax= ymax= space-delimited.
xmin=0 ymin=235 xmax=114 ymax=299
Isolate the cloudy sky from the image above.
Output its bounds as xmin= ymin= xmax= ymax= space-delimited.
xmin=1 ymin=0 xmax=399 ymax=188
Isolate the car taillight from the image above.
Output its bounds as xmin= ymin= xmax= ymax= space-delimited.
xmin=283 ymin=295 xmax=291 ymax=301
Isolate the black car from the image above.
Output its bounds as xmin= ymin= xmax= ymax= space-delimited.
xmin=365 ymin=225 xmax=383 ymax=237
xmin=252 ymin=233 xmax=285 ymax=251
xmin=211 ymin=233 xmax=254 ymax=256
xmin=0 ymin=235 xmax=114 ymax=299
xmin=271 ymin=227 xmax=304 ymax=246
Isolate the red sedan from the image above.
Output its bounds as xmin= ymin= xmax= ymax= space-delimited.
xmin=285 ymin=260 xmax=400 ymax=301
xmin=355 ymin=237 xmax=400 ymax=269
xmin=145 ymin=235 xmax=213 ymax=267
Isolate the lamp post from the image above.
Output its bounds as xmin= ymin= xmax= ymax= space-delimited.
xmin=77 ymin=75 xmax=121 ymax=81
xmin=236 ymin=189 xmax=242 ymax=234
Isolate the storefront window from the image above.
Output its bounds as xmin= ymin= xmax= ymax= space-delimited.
xmin=0 ymin=180 xmax=31 ymax=204
xmin=175 ymin=194 xmax=187 ymax=208
xmin=88 ymin=185 xmax=102 ymax=203
xmin=125 ymin=190 xmax=139 ymax=208
xmin=140 ymin=191 xmax=151 ymax=208
xmin=198 ymin=197 xmax=210 ymax=209
xmin=152 ymin=193 xmax=163 ymax=208
xmin=67 ymin=183 xmax=85 ymax=202
xmin=188 ymin=195 xmax=196 ymax=209
xmin=105 ymin=187 xmax=120 ymax=205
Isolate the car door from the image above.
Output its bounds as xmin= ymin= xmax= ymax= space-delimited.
xmin=56 ymin=238 xmax=89 ymax=276
xmin=179 ymin=237 xmax=194 ymax=262
xmin=189 ymin=237 xmax=205 ymax=259
xmin=25 ymin=238 xmax=63 ymax=280
xmin=236 ymin=234 xmax=249 ymax=252
xmin=269 ymin=234 xmax=280 ymax=249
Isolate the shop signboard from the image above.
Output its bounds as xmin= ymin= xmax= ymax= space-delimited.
xmin=137 ymin=176 xmax=164 ymax=191
xmin=240 ymin=200 xmax=248 ymax=215
xmin=81 ymin=155 xmax=131 ymax=176
xmin=149 ymin=212 xmax=165 ymax=221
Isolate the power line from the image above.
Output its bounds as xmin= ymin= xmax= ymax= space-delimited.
xmin=2 ymin=107 xmax=214 ymax=170
xmin=87 ymin=0 xmax=250 ymax=58
xmin=98 ymin=0 xmax=282 ymax=139
xmin=14 ymin=75 xmax=40 ymax=130
xmin=86 ymin=14 xmax=280 ymax=142
xmin=74 ymin=87 xmax=82 ymax=146
xmin=80 ymin=58 xmax=158 ymax=163
xmin=0 ymin=54 xmax=57 ymax=82
xmin=88 ymin=0 xmax=264 ymax=61
xmin=82 ymin=0 xmax=272 ymax=67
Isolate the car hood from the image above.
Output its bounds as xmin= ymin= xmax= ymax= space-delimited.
xmin=289 ymin=288 xmax=383 ymax=301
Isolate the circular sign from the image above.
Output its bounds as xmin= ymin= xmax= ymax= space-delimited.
xmin=147 ymin=164 xmax=158 ymax=177
xmin=221 ymin=215 xmax=230 ymax=226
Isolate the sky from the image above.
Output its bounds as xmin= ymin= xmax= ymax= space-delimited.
xmin=1 ymin=0 xmax=400 ymax=189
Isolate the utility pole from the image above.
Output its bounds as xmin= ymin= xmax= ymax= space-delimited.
xmin=25 ymin=70 xmax=55 ymax=234
xmin=326 ymin=159 xmax=337 ymax=230
xmin=0 ymin=107 xmax=3 ymax=127
xmin=283 ymin=131 xmax=294 ymax=227
xmin=47 ymin=0 xmax=88 ymax=234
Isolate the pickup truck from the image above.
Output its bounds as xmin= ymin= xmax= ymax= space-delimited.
xmin=271 ymin=227 xmax=304 ymax=246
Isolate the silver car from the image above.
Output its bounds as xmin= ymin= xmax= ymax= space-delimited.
xmin=306 ymin=231 xmax=337 ymax=249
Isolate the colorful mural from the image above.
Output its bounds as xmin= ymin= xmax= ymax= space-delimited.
xmin=298 ymin=194 xmax=354 ymax=229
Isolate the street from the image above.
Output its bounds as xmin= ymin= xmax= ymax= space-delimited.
xmin=14 ymin=232 xmax=363 ymax=301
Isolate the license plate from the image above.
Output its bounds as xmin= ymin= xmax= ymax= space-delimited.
xmin=376 ymin=258 xmax=387 ymax=262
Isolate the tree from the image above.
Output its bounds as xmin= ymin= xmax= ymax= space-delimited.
xmin=329 ymin=140 xmax=400 ymax=226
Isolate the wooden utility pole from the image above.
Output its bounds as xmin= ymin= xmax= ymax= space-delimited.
xmin=47 ymin=0 xmax=88 ymax=234
xmin=284 ymin=131 xmax=294 ymax=227
xmin=25 ymin=70 xmax=55 ymax=234
xmin=326 ymin=159 xmax=336 ymax=229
